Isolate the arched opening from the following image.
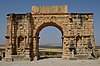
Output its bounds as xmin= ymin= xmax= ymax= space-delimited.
xmin=76 ymin=35 xmax=82 ymax=54
xmin=36 ymin=22 xmax=63 ymax=36
xmin=39 ymin=26 xmax=62 ymax=59
xmin=35 ymin=22 xmax=63 ymax=59
xmin=18 ymin=35 xmax=24 ymax=48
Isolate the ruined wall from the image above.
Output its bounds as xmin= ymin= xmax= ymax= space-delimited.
xmin=4 ymin=5 xmax=95 ymax=61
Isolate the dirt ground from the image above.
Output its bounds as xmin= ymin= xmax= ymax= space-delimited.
xmin=0 ymin=58 xmax=100 ymax=66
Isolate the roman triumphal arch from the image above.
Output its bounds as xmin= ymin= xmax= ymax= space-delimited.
xmin=4 ymin=5 xmax=95 ymax=61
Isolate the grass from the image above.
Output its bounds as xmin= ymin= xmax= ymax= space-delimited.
xmin=39 ymin=51 xmax=62 ymax=58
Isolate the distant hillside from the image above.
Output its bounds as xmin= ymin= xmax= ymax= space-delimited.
xmin=0 ymin=44 xmax=5 ymax=47
xmin=0 ymin=43 xmax=100 ymax=49
xmin=0 ymin=44 xmax=5 ymax=51
xmin=39 ymin=45 xmax=62 ymax=49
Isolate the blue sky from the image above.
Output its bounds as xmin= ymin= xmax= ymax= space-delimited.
xmin=0 ymin=0 xmax=100 ymax=46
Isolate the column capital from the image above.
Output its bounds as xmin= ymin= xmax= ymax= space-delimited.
xmin=5 ymin=36 xmax=10 ymax=39
xmin=10 ymin=13 xmax=16 ymax=18
xmin=33 ymin=36 xmax=40 ymax=39
xmin=26 ymin=13 xmax=32 ymax=22
xmin=61 ymin=36 xmax=68 ymax=39
xmin=26 ymin=13 xmax=31 ymax=15
xmin=26 ymin=13 xmax=31 ymax=18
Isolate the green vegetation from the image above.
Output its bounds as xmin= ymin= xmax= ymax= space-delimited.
xmin=39 ymin=51 xmax=62 ymax=55
xmin=39 ymin=51 xmax=62 ymax=58
xmin=39 ymin=45 xmax=62 ymax=49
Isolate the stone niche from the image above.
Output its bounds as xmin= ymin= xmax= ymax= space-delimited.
xmin=32 ymin=5 xmax=68 ymax=14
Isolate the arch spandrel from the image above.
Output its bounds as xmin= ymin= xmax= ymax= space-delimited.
xmin=34 ymin=22 xmax=64 ymax=36
xmin=32 ymin=16 xmax=69 ymax=37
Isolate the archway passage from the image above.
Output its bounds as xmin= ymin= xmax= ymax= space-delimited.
xmin=39 ymin=26 xmax=62 ymax=59
xmin=34 ymin=22 xmax=64 ymax=60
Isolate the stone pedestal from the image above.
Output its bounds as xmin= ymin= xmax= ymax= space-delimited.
xmin=62 ymin=52 xmax=71 ymax=60
xmin=24 ymin=50 xmax=30 ymax=61
xmin=34 ymin=56 xmax=38 ymax=61
xmin=3 ymin=55 xmax=13 ymax=62
xmin=70 ymin=50 xmax=76 ymax=60
xmin=3 ymin=49 xmax=13 ymax=62
xmin=88 ymin=49 xmax=94 ymax=59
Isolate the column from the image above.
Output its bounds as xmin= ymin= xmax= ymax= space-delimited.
xmin=62 ymin=36 xmax=71 ymax=59
xmin=9 ymin=14 xmax=13 ymax=55
xmin=13 ymin=15 xmax=17 ymax=55
xmin=25 ymin=13 xmax=31 ymax=60
xmin=24 ymin=36 xmax=27 ymax=49
xmin=26 ymin=13 xmax=32 ymax=47
xmin=4 ymin=14 xmax=14 ymax=61
xmin=16 ymin=36 xmax=18 ymax=53
xmin=81 ymin=36 xmax=83 ymax=54
xmin=9 ymin=13 xmax=17 ymax=55
xmin=5 ymin=36 xmax=10 ymax=51
xmin=33 ymin=36 xmax=40 ymax=60
xmin=26 ymin=13 xmax=30 ymax=48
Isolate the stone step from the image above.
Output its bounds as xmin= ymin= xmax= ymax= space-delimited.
xmin=12 ymin=55 xmax=30 ymax=61
xmin=75 ymin=54 xmax=89 ymax=60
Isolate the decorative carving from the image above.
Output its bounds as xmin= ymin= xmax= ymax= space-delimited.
xmin=19 ymin=24 xmax=24 ymax=30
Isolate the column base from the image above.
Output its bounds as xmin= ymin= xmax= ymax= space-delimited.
xmin=3 ymin=57 xmax=13 ymax=62
xmin=3 ymin=54 xmax=13 ymax=62
xmin=70 ymin=57 xmax=76 ymax=60
xmin=88 ymin=54 xmax=95 ymax=59
xmin=62 ymin=55 xmax=71 ymax=60
xmin=33 ymin=56 xmax=38 ymax=61
xmin=3 ymin=55 xmax=30 ymax=61
xmin=33 ymin=55 xmax=40 ymax=61
xmin=24 ymin=55 xmax=30 ymax=61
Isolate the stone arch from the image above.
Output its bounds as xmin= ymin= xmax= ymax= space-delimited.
xmin=32 ymin=21 xmax=67 ymax=60
xmin=35 ymin=22 xmax=64 ymax=36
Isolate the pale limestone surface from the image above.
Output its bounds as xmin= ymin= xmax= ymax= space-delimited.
xmin=0 ymin=58 xmax=100 ymax=66
xmin=32 ymin=5 xmax=68 ymax=14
